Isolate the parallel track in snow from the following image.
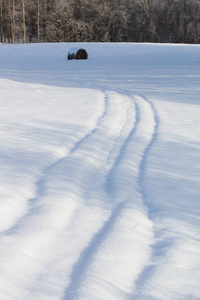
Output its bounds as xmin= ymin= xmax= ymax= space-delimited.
xmin=0 ymin=89 xmax=158 ymax=300
xmin=133 ymin=94 xmax=159 ymax=298
xmin=2 ymin=92 xmax=107 ymax=237
xmin=62 ymin=92 xmax=157 ymax=300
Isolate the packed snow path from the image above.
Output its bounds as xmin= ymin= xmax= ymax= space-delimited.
xmin=0 ymin=43 xmax=200 ymax=300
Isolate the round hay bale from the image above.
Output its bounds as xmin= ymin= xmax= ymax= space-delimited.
xmin=68 ymin=48 xmax=88 ymax=60
xmin=76 ymin=49 xmax=88 ymax=60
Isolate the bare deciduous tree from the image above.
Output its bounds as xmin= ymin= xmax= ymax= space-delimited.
xmin=22 ymin=0 xmax=26 ymax=43
xmin=37 ymin=0 xmax=40 ymax=41
xmin=1 ymin=0 xmax=200 ymax=44
xmin=0 ymin=0 xmax=2 ymax=42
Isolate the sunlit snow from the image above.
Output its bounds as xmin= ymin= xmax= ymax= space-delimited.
xmin=0 ymin=42 xmax=200 ymax=300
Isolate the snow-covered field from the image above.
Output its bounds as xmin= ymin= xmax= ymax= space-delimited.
xmin=0 ymin=42 xmax=200 ymax=300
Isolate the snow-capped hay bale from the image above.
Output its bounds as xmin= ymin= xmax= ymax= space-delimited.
xmin=68 ymin=48 xmax=88 ymax=60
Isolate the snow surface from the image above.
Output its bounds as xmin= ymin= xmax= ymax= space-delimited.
xmin=0 ymin=42 xmax=200 ymax=300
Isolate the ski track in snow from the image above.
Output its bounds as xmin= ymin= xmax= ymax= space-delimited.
xmin=2 ymin=89 xmax=157 ymax=300
xmin=0 ymin=76 xmax=159 ymax=299
xmin=105 ymin=98 xmax=139 ymax=191
xmin=106 ymin=98 xmax=135 ymax=166
xmin=0 ymin=43 xmax=200 ymax=300
xmin=63 ymin=201 xmax=127 ymax=300
xmin=133 ymin=95 xmax=200 ymax=300
xmin=69 ymin=93 xmax=109 ymax=155
xmin=133 ymin=94 xmax=159 ymax=297
xmin=1 ymin=92 xmax=107 ymax=238
xmin=136 ymin=94 xmax=159 ymax=199
xmin=0 ymin=90 xmax=144 ymax=300
xmin=61 ymin=92 xmax=157 ymax=300
xmin=62 ymin=95 xmax=137 ymax=300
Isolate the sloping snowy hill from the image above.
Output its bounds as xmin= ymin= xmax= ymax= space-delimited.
xmin=0 ymin=43 xmax=200 ymax=300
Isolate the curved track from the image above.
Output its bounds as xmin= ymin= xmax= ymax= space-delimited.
xmin=0 ymin=88 xmax=158 ymax=300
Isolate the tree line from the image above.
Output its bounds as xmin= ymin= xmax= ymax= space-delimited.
xmin=1 ymin=0 xmax=200 ymax=44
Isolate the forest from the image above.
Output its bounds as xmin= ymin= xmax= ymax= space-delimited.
xmin=1 ymin=0 xmax=200 ymax=44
